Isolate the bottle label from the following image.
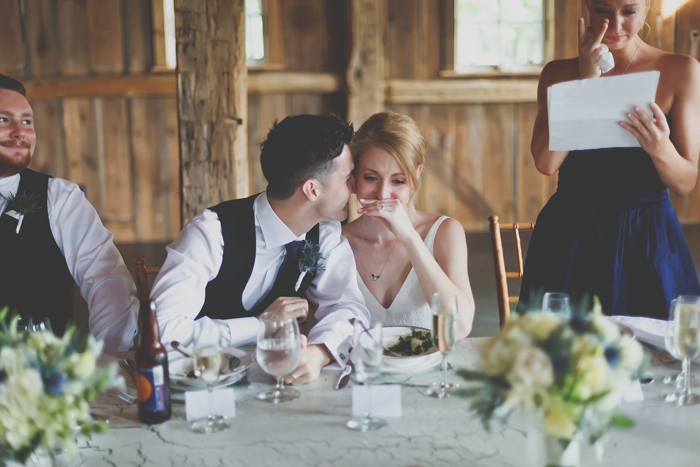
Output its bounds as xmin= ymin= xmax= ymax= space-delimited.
xmin=136 ymin=365 xmax=168 ymax=412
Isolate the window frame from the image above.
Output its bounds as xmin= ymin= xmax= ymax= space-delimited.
xmin=440 ymin=0 xmax=555 ymax=78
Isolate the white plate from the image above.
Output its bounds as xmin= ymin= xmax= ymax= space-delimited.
xmin=382 ymin=326 xmax=439 ymax=369
xmin=169 ymin=347 xmax=251 ymax=389
xmin=382 ymin=351 xmax=443 ymax=373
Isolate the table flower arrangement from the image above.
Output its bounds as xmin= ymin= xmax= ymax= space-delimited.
xmin=458 ymin=297 xmax=644 ymax=465
xmin=0 ymin=309 xmax=119 ymax=464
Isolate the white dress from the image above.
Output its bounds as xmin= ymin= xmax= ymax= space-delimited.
xmin=356 ymin=216 xmax=448 ymax=329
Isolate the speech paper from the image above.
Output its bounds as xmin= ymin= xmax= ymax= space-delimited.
xmin=548 ymin=71 xmax=660 ymax=151
xmin=352 ymin=385 xmax=402 ymax=418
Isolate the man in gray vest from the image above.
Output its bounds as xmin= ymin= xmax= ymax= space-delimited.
xmin=152 ymin=114 xmax=370 ymax=384
xmin=0 ymin=74 xmax=138 ymax=351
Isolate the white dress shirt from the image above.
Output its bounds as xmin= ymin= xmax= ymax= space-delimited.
xmin=151 ymin=193 xmax=370 ymax=366
xmin=0 ymin=173 xmax=139 ymax=351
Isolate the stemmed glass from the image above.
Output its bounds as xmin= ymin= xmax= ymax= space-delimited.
xmin=542 ymin=292 xmax=571 ymax=318
xmin=664 ymin=299 xmax=684 ymax=402
xmin=426 ymin=292 xmax=459 ymax=398
xmin=673 ymin=295 xmax=700 ymax=406
xmin=346 ymin=321 xmax=386 ymax=431
xmin=190 ymin=321 xmax=230 ymax=433
xmin=17 ymin=316 xmax=53 ymax=334
xmin=256 ymin=312 xmax=302 ymax=403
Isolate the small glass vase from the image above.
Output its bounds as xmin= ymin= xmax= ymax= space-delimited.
xmin=527 ymin=424 xmax=581 ymax=467
xmin=5 ymin=447 xmax=57 ymax=467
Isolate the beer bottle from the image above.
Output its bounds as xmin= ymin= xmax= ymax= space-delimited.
xmin=135 ymin=299 xmax=171 ymax=424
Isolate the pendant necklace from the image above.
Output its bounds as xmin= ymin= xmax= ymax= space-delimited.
xmin=360 ymin=218 xmax=397 ymax=281
xmin=622 ymin=36 xmax=643 ymax=75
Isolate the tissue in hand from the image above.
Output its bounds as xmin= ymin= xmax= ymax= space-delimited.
xmin=598 ymin=43 xmax=615 ymax=73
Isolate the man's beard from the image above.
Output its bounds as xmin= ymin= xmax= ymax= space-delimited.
xmin=0 ymin=140 xmax=32 ymax=175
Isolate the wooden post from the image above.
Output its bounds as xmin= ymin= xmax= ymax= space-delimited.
xmin=346 ymin=0 xmax=385 ymax=221
xmin=175 ymin=0 xmax=248 ymax=224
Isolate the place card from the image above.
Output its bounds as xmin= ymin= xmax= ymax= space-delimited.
xmin=352 ymin=385 xmax=402 ymax=418
xmin=622 ymin=379 xmax=644 ymax=402
xmin=185 ymin=388 xmax=236 ymax=422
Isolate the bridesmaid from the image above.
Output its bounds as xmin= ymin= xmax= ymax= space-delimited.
xmin=342 ymin=111 xmax=475 ymax=338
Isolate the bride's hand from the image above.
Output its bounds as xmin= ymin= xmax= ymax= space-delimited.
xmin=578 ymin=17 xmax=608 ymax=79
xmin=357 ymin=198 xmax=416 ymax=243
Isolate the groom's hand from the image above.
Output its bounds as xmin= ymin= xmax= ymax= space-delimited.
xmin=285 ymin=344 xmax=332 ymax=385
xmin=260 ymin=296 xmax=309 ymax=323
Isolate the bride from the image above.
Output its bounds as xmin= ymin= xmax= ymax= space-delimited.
xmin=342 ymin=111 xmax=474 ymax=339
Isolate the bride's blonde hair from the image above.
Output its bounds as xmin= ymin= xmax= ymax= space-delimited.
xmin=350 ymin=111 xmax=426 ymax=205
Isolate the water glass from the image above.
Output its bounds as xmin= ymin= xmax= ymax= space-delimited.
xmin=542 ymin=292 xmax=571 ymax=318
xmin=256 ymin=312 xmax=302 ymax=403
xmin=190 ymin=321 xmax=230 ymax=433
xmin=673 ymin=295 xmax=700 ymax=405
xmin=16 ymin=316 xmax=53 ymax=334
xmin=346 ymin=321 xmax=386 ymax=431
xmin=426 ymin=292 xmax=458 ymax=399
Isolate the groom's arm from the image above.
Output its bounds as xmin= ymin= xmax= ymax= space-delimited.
xmin=151 ymin=210 xmax=259 ymax=351
xmin=289 ymin=222 xmax=370 ymax=383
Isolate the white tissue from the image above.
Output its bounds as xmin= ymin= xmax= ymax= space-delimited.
xmin=598 ymin=43 xmax=615 ymax=73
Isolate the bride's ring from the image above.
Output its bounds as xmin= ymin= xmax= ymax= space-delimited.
xmin=381 ymin=203 xmax=385 ymax=210
xmin=290 ymin=373 xmax=299 ymax=380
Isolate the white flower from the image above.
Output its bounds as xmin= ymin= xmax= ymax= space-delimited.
xmin=591 ymin=314 xmax=621 ymax=344
xmin=510 ymin=347 xmax=554 ymax=390
xmin=573 ymin=354 xmax=611 ymax=401
xmin=518 ymin=312 xmax=563 ymax=342
xmin=618 ymin=339 xmax=644 ymax=372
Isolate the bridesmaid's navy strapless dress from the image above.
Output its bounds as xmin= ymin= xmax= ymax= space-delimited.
xmin=518 ymin=147 xmax=700 ymax=318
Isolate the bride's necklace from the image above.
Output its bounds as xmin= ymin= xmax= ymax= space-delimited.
xmin=359 ymin=218 xmax=397 ymax=281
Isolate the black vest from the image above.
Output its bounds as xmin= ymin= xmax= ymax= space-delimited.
xmin=0 ymin=169 xmax=75 ymax=335
xmin=197 ymin=194 xmax=320 ymax=320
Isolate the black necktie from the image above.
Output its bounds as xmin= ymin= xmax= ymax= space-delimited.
xmin=251 ymin=240 xmax=304 ymax=315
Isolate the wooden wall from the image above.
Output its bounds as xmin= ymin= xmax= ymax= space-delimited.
xmin=1 ymin=0 xmax=699 ymax=241
xmin=0 ymin=0 xmax=180 ymax=243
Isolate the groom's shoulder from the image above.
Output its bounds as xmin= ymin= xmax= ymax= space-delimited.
xmin=318 ymin=220 xmax=343 ymax=246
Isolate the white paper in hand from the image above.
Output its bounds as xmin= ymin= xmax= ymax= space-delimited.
xmin=548 ymin=71 xmax=660 ymax=151
xmin=185 ymin=388 xmax=236 ymax=422
xmin=352 ymin=385 xmax=402 ymax=418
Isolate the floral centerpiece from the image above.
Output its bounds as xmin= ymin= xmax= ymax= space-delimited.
xmin=458 ymin=298 xmax=644 ymax=465
xmin=0 ymin=309 xmax=119 ymax=464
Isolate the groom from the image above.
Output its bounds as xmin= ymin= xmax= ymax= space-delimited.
xmin=152 ymin=114 xmax=370 ymax=383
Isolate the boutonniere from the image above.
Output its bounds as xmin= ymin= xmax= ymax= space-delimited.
xmin=4 ymin=191 xmax=41 ymax=234
xmin=294 ymin=240 xmax=326 ymax=291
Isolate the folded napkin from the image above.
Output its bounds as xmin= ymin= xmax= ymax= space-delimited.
xmin=607 ymin=315 xmax=700 ymax=363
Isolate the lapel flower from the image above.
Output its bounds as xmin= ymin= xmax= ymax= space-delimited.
xmin=294 ymin=240 xmax=326 ymax=291
xmin=4 ymin=191 xmax=42 ymax=234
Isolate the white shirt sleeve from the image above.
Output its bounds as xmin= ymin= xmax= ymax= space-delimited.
xmin=307 ymin=222 xmax=371 ymax=366
xmin=47 ymin=178 xmax=138 ymax=352
xmin=150 ymin=210 xmax=260 ymax=352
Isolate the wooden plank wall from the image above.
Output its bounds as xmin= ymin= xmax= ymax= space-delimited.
xmin=0 ymin=0 xmax=180 ymax=243
xmin=246 ymin=0 xmax=349 ymax=194
xmin=383 ymin=0 xmax=700 ymax=231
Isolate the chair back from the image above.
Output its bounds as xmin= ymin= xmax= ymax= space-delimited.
xmin=133 ymin=258 xmax=161 ymax=301
xmin=488 ymin=215 xmax=535 ymax=327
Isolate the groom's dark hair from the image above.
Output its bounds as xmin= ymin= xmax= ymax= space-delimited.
xmin=260 ymin=114 xmax=353 ymax=200
xmin=0 ymin=74 xmax=26 ymax=96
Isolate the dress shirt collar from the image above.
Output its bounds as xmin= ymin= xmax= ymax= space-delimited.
xmin=0 ymin=173 xmax=20 ymax=198
xmin=255 ymin=192 xmax=306 ymax=249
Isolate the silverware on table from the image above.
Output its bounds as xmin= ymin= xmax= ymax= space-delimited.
xmin=335 ymin=361 xmax=353 ymax=390
xmin=170 ymin=340 xmax=193 ymax=358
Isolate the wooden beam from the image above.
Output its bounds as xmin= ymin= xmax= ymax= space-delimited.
xmin=176 ymin=0 xmax=248 ymax=222
xmin=385 ymin=79 xmax=539 ymax=104
xmin=247 ymin=72 xmax=344 ymax=93
xmin=24 ymin=74 xmax=177 ymax=100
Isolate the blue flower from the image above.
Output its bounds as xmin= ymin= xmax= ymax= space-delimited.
xmin=604 ymin=346 xmax=621 ymax=367
xmin=550 ymin=355 xmax=569 ymax=377
xmin=294 ymin=240 xmax=327 ymax=291
xmin=42 ymin=369 xmax=65 ymax=396
xmin=569 ymin=314 xmax=589 ymax=334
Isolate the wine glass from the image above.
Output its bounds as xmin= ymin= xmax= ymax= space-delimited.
xmin=664 ymin=299 xmax=685 ymax=401
xmin=542 ymin=292 xmax=571 ymax=318
xmin=673 ymin=295 xmax=700 ymax=405
xmin=346 ymin=321 xmax=386 ymax=431
xmin=256 ymin=312 xmax=302 ymax=403
xmin=16 ymin=316 xmax=53 ymax=334
xmin=426 ymin=292 xmax=459 ymax=399
xmin=190 ymin=321 xmax=230 ymax=433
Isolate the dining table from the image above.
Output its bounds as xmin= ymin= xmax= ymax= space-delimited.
xmin=54 ymin=338 xmax=700 ymax=466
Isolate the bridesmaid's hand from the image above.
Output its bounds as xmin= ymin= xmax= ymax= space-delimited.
xmin=619 ymin=103 xmax=674 ymax=160
xmin=578 ymin=17 xmax=609 ymax=79
xmin=357 ymin=198 xmax=416 ymax=243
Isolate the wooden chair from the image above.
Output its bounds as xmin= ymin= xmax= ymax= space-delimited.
xmin=133 ymin=258 xmax=161 ymax=301
xmin=488 ymin=215 xmax=535 ymax=327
